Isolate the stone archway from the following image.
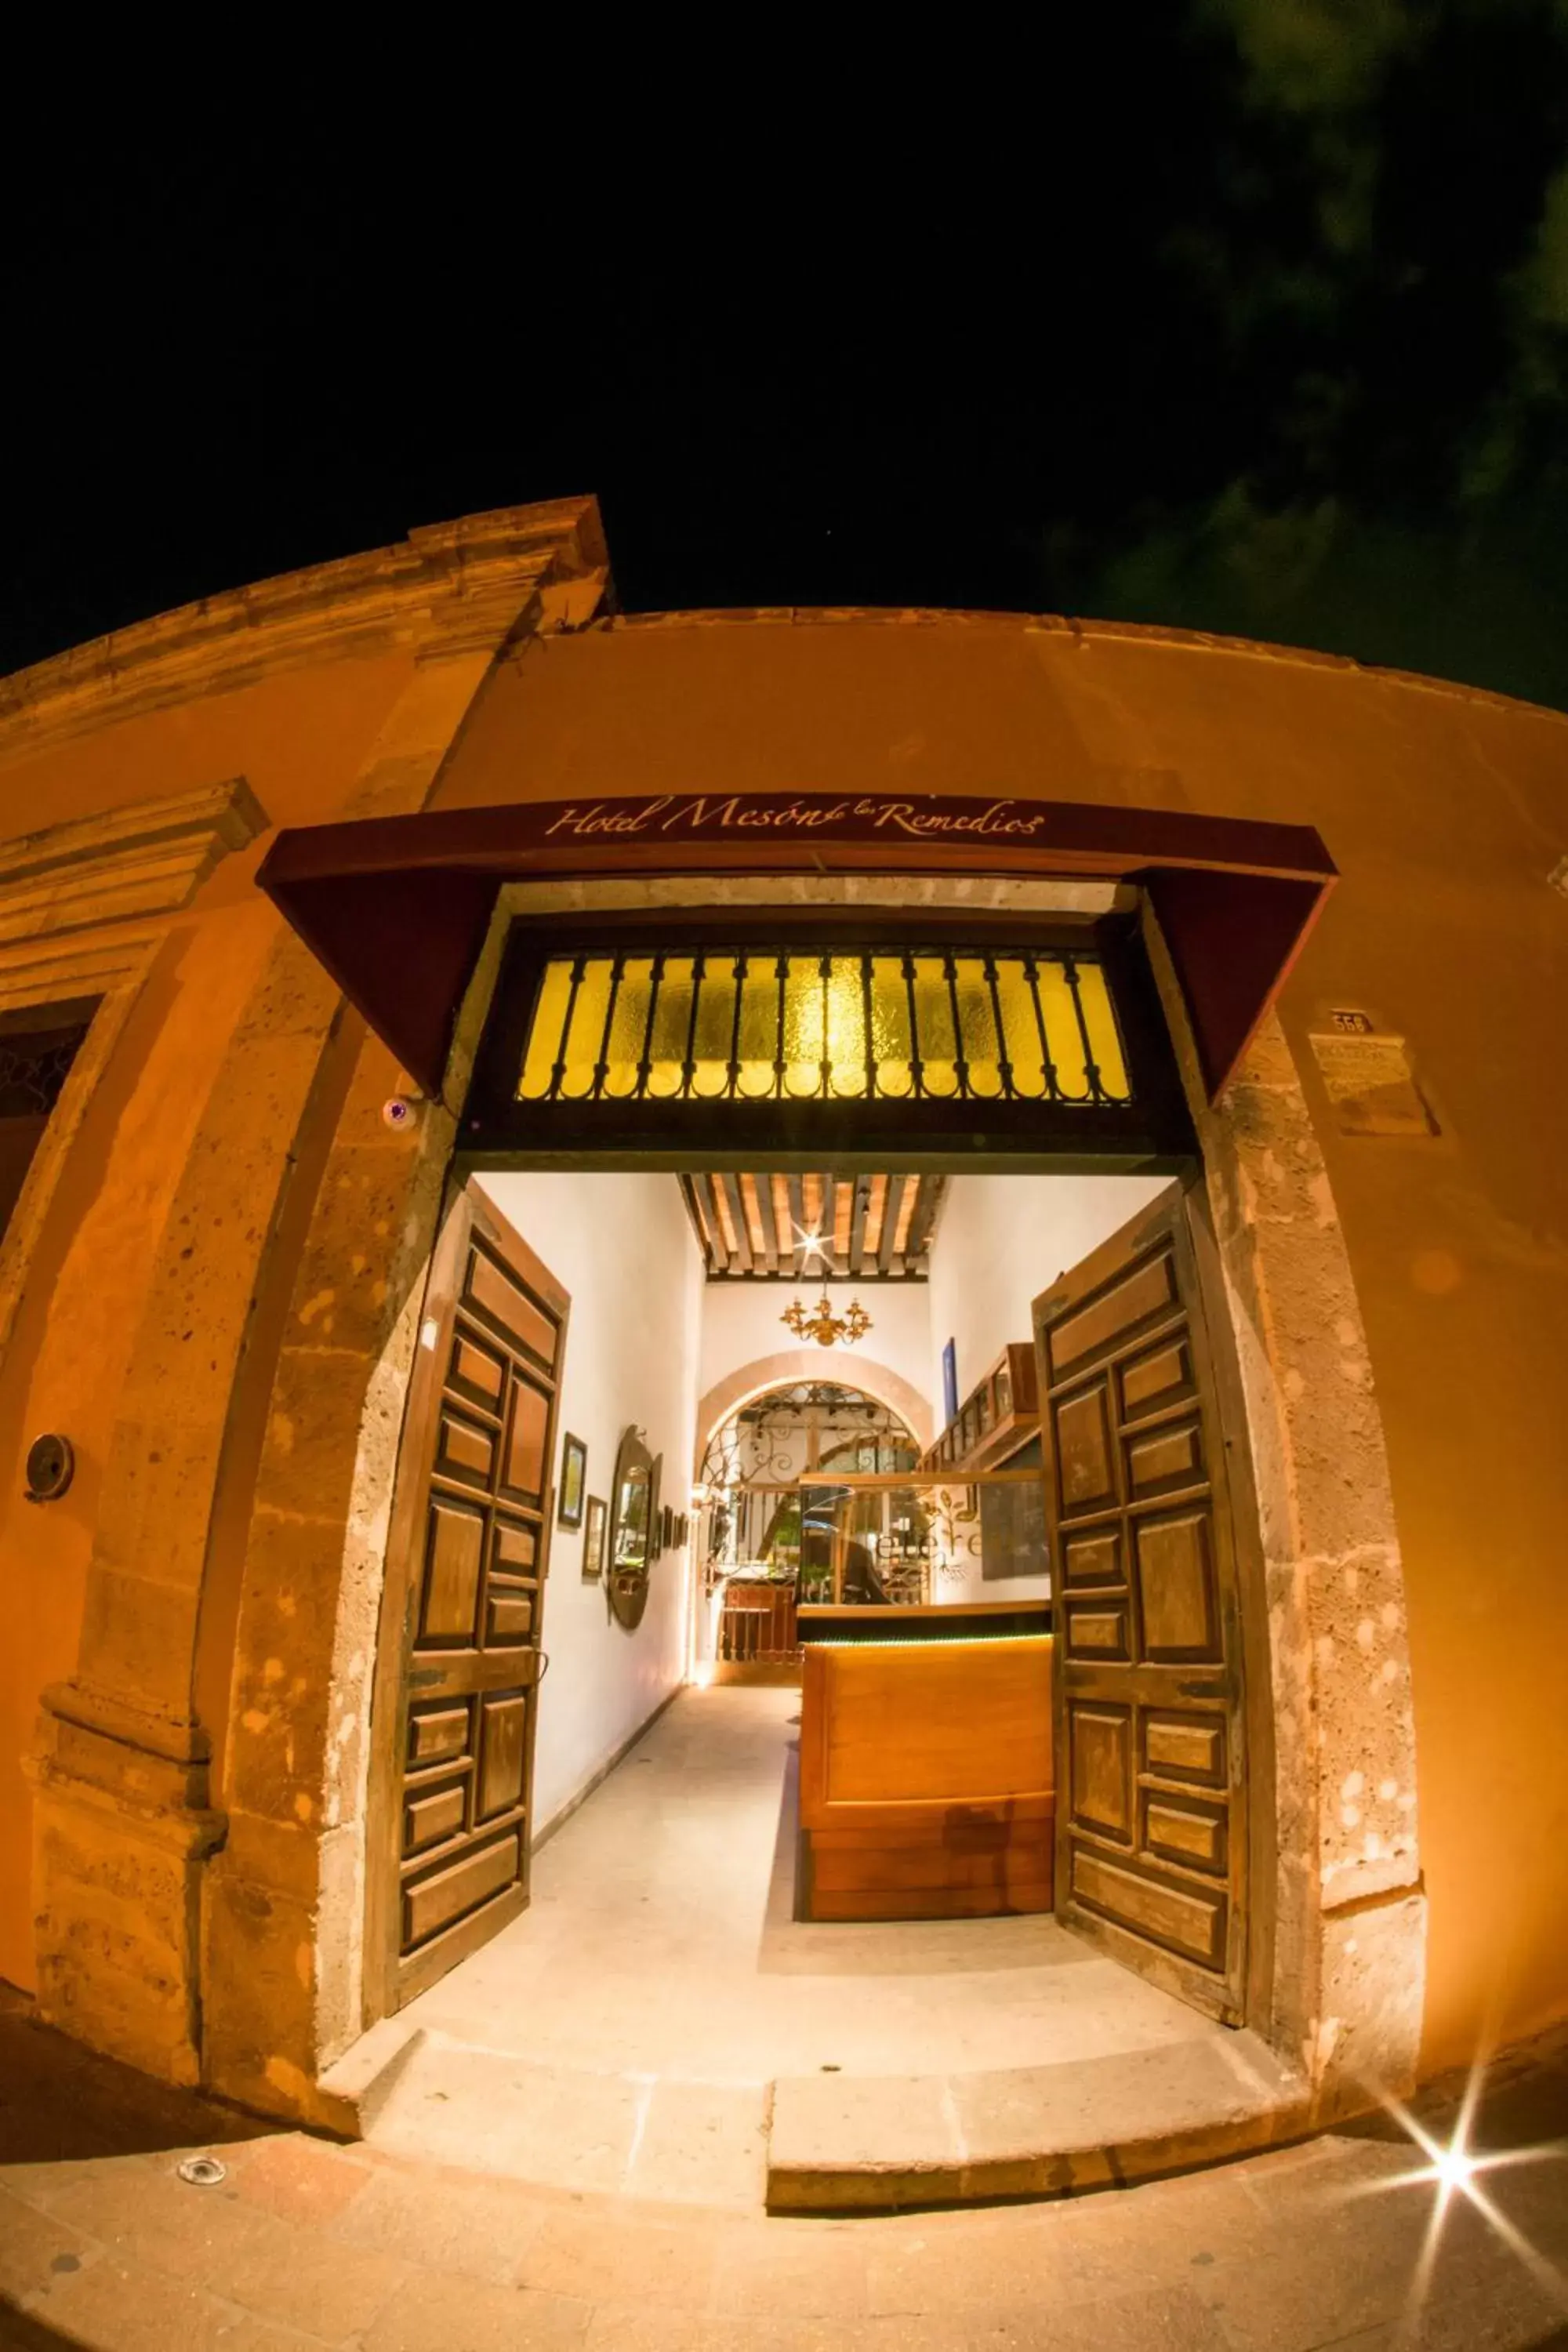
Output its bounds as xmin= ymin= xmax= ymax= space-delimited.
xmin=1178 ymin=1001 xmax=1425 ymax=2108
xmin=695 ymin=1348 xmax=934 ymax=1476
xmin=201 ymin=996 xmax=1422 ymax=2135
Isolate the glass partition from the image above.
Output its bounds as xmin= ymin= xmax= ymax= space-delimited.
xmin=693 ymin=1469 xmax=1051 ymax=1675
xmin=797 ymin=1472 xmax=1049 ymax=1608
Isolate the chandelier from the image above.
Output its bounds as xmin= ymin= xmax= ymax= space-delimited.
xmin=782 ymin=1290 xmax=873 ymax=1348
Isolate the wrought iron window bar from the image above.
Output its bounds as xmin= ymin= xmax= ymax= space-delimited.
xmin=514 ymin=947 xmax=1132 ymax=1111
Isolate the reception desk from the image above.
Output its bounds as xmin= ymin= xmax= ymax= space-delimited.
xmin=797 ymin=1602 xmax=1054 ymax=1922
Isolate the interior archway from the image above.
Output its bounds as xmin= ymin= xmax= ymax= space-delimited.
xmin=695 ymin=1349 xmax=934 ymax=1471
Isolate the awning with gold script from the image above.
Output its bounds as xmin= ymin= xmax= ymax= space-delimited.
xmin=255 ymin=792 xmax=1336 ymax=1103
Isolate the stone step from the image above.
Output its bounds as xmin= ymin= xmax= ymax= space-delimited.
xmin=347 ymin=2027 xmax=771 ymax=2209
xmin=324 ymin=2016 xmax=1308 ymax=2216
xmin=765 ymin=2031 xmax=1310 ymax=2212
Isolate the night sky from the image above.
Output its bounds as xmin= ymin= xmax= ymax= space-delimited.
xmin=8 ymin=5 xmax=1567 ymax=710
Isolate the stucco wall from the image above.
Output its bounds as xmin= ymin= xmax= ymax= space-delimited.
xmin=475 ymin=1173 xmax=702 ymax=1836
xmin=0 ymin=659 xmax=412 ymax=1994
xmin=0 ymin=498 xmax=608 ymax=2074
xmin=697 ymin=1279 xmax=934 ymax=1435
xmin=429 ymin=613 xmax=1568 ymax=2072
xmin=0 ymin=553 xmax=1562 ymax=2087
xmin=927 ymin=1174 xmax=1170 ymax=1414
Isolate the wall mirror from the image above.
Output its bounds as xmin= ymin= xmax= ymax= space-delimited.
xmin=608 ymin=1426 xmax=654 ymax=1630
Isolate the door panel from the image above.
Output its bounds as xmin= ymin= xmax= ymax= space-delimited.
xmin=371 ymin=1184 xmax=570 ymax=2013
xmin=1035 ymin=1178 xmax=1250 ymax=2023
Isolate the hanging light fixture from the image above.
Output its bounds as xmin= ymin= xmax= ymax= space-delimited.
xmin=782 ymin=1286 xmax=873 ymax=1348
xmin=782 ymin=1222 xmax=871 ymax=1347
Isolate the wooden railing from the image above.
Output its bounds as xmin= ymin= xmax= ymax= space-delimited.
xmin=717 ymin=1580 xmax=799 ymax=1663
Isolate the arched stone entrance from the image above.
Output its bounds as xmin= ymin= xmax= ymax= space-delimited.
xmin=695 ymin=1350 xmax=934 ymax=1471
xmin=189 ymin=1005 xmax=1420 ymax=2132
xmin=0 ymin=779 xmax=1377 ymax=2141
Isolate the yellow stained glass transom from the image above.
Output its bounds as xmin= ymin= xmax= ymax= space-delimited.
xmin=515 ymin=948 xmax=1131 ymax=1108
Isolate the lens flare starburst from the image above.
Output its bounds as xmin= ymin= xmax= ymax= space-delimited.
xmin=1337 ymin=2056 xmax=1568 ymax=2337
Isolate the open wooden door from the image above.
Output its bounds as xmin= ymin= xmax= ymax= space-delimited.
xmin=368 ymin=1181 xmax=569 ymax=2013
xmin=1033 ymin=1178 xmax=1251 ymax=2024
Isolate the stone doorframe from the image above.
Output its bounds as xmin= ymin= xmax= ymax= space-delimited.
xmin=40 ymin=838 xmax=1420 ymax=2125
xmin=1139 ymin=911 xmax=1424 ymax=2101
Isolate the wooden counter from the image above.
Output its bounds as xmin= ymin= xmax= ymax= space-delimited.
xmin=797 ymin=1606 xmax=1054 ymax=1922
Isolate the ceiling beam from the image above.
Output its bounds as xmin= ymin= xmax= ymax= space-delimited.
xmin=700 ymin=1174 xmax=734 ymax=1274
xmin=877 ymin=1173 xmax=906 ymax=1275
xmin=903 ymin=1173 xmax=946 ymax=1272
xmin=681 ymin=1174 xmax=720 ymax=1274
xmin=849 ymin=1175 xmax=869 ymax=1276
xmin=771 ymin=1174 xmax=793 ymax=1277
xmin=751 ymin=1171 xmax=779 ymax=1274
xmin=718 ymin=1171 xmax=753 ymax=1273
xmin=862 ymin=1173 xmax=887 ymax=1268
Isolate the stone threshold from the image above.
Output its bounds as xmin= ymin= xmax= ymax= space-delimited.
xmin=319 ymin=2014 xmax=1309 ymax=2216
xmin=765 ymin=2028 xmax=1309 ymax=2212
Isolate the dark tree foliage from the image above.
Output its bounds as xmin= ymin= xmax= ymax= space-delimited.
xmin=5 ymin=5 xmax=1566 ymax=707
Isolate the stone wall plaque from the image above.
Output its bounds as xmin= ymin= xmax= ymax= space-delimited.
xmin=1309 ymin=1026 xmax=1436 ymax=1138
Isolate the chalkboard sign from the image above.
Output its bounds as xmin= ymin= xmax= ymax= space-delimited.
xmin=980 ymin=1475 xmax=1047 ymax=1582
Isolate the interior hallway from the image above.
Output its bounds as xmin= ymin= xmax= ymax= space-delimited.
xmin=361 ymin=1687 xmax=1269 ymax=2201
xmin=400 ymin=1686 xmax=1215 ymax=2079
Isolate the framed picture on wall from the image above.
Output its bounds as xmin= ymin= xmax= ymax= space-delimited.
xmin=582 ymin=1494 xmax=606 ymax=1581
xmin=558 ymin=1432 xmax=587 ymax=1530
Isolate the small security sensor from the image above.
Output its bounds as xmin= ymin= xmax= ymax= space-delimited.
xmin=24 ymin=1433 xmax=74 ymax=1503
xmin=381 ymin=1096 xmax=420 ymax=1131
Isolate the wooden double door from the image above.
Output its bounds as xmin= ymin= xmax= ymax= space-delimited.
xmin=368 ymin=1171 xmax=1260 ymax=2032
xmin=1034 ymin=1180 xmax=1257 ymax=2024
xmin=369 ymin=1184 xmax=569 ymax=2012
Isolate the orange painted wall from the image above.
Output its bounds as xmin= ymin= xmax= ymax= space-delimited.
xmin=429 ymin=615 xmax=1568 ymax=2073
xmin=0 ymin=652 xmax=411 ymax=1991
xmin=2 ymin=601 xmax=1563 ymax=2076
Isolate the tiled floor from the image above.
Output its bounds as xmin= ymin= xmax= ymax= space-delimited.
xmin=406 ymin=1684 xmax=1219 ymax=2077
xmin=365 ymin=1685 xmax=1267 ymax=2202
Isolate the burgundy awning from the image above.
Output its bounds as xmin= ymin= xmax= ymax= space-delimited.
xmin=256 ymin=792 xmax=1335 ymax=1104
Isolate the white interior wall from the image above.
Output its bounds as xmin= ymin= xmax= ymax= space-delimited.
xmin=466 ymin=1174 xmax=1167 ymax=1796
xmin=927 ymin=1173 xmax=1171 ymax=1410
xmin=697 ymin=1278 xmax=934 ymax=1440
xmin=475 ymin=1171 xmax=702 ymax=1835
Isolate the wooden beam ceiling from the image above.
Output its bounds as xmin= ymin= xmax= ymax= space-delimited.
xmin=679 ymin=1172 xmax=946 ymax=1280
